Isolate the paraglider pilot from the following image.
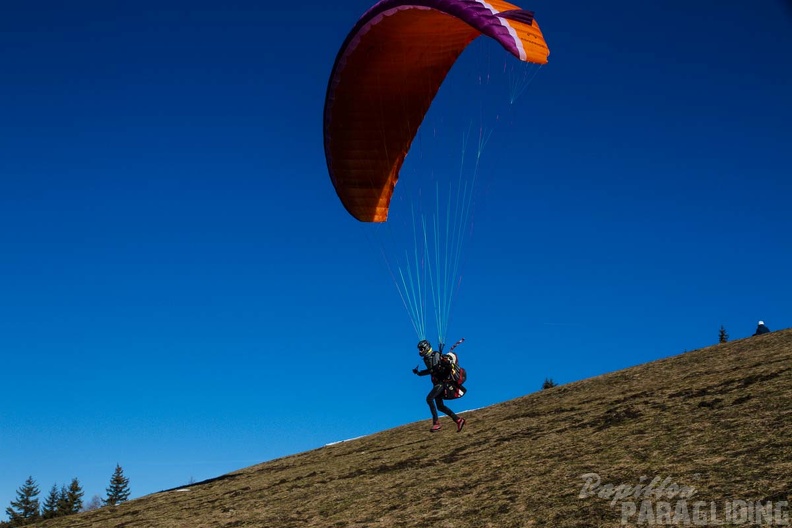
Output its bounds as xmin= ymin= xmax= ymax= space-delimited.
xmin=413 ymin=340 xmax=466 ymax=432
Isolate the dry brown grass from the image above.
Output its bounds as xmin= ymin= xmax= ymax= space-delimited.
xmin=34 ymin=329 xmax=791 ymax=527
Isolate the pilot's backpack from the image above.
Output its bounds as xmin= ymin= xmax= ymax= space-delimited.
xmin=443 ymin=351 xmax=467 ymax=385
xmin=440 ymin=351 xmax=467 ymax=399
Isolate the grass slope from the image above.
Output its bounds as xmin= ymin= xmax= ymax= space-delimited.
xmin=35 ymin=329 xmax=791 ymax=527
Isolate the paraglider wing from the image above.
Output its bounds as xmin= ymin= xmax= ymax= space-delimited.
xmin=324 ymin=0 xmax=550 ymax=222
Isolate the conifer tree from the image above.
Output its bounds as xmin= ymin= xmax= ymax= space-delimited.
xmin=103 ymin=465 xmax=130 ymax=506
xmin=719 ymin=325 xmax=729 ymax=343
xmin=542 ymin=377 xmax=558 ymax=390
xmin=41 ymin=484 xmax=60 ymax=519
xmin=55 ymin=486 xmax=70 ymax=517
xmin=5 ymin=476 xmax=40 ymax=526
xmin=61 ymin=478 xmax=84 ymax=515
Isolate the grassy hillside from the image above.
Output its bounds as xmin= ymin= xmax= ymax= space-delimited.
xmin=34 ymin=329 xmax=791 ymax=527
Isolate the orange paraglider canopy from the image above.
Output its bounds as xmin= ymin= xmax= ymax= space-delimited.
xmin=324 ymin=0 xmax=549 ymax=222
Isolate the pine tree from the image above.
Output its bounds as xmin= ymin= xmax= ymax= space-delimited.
xmin=103 ymin=465 xmax=130 ymax=506
xmin=60 ymin=479 xmax=84 ymax=515
xmin=55 ymin=485 xmax=70 ymax=517
xmin=719 ymin=325 xmax=729 ymax=343
xmin=5 ymin=476 xmax=40 ymax=526
xmin=41 ymin=484 xmax=60 ymax=519
xmin=542 ymin=377 xmax=558 ymax=390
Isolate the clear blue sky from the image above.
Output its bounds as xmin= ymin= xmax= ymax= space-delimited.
xmin=2 ymin=0 xmax=790 ymax=514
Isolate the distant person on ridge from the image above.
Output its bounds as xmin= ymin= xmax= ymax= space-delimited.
xmin=412 ymin=340 xmax=466 ymax=433
xmin=753 ymin=321 xmax=771 ymax=336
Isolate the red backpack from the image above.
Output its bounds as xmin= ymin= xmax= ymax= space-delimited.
xmin=443 ymin=351 xmax=467 ymax=386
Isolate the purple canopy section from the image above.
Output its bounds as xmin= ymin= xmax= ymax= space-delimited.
xmin=353 ymin=0 xmax=530 ymax=62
